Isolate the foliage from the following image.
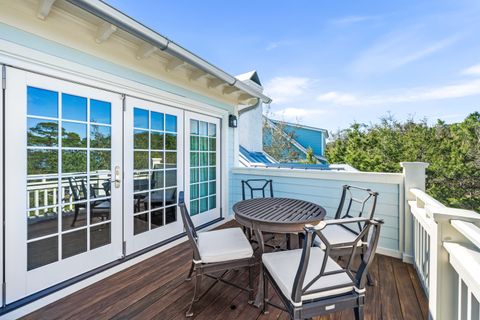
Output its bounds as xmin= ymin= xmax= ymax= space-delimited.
xmin=300 ymin=147 xmax=318 ymax=164
xmin=326 ymin=113 xmax=480 ymax=212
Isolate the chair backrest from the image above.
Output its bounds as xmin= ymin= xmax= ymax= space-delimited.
xmin=241 ymin=179 xmax=274 ymax=200
xmin=334 ymin=185 xmax=378 ymax=234
xmin=178 ymin=191 xmax=201 ymax=261
xmin=68 ymin=177 xmax=88 ymax=201
xmin=291 ymin=218 xmax=383 ymax=303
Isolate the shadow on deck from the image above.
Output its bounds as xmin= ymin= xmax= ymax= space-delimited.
xmin=22 ymin=221 xmax=428 ymax=320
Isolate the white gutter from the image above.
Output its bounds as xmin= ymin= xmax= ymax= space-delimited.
xmin=66 ymin=0 xmax=272 ymax=104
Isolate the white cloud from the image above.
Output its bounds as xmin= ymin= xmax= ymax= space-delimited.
xmin=264 ymin=76 xmax=315 ymax=104
xmin=265 ymin=40 xmax=296 ymax=51
xmin=269 ymin=107 xmax=328 ymax=123
xmin=462 ymin=63 xmax=480 ymax=76
xmin=350 ymin=27 xmax=459 ymax=75
xmin=330 ymin=15 xmax=380 ymax=27
xmin=316 ymin=79 xmax=480 ymax=106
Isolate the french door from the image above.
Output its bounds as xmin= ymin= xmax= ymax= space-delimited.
xmin=185 ymin=112 xmax=221 ymax=226
xmin=3 ymin=68 xmax=223 ymax=303
xmin=123 ymin=97 xmax=184 ymax=254
xmin=4 ymin=68 xmax=123 ymax=303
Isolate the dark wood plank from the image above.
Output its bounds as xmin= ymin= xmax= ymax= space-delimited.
xmin=22 ymin=221 xmax=427 ymax=320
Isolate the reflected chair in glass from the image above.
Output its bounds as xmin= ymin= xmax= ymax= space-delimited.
xmin=178 ymin=191 xmax=255 ymax=317
xmin=68 ymin=177 xmax=110 ymax=227
xmin=314 ymin=185 xmax=379 ymax=285
xmin=262 ymin=218 xmax=383 ymax=320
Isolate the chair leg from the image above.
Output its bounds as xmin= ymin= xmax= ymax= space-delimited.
xmin=186 ymin=261 xmax=194 ymax=281
xmin=248 ymin=265 xmax=254 ymax=304
xmin=71 ymin=206 xmax=79 ymax=227
xmin=367 ymin=272 xmax=375 ymax=286
xmin=354 ymin=305 xmax=364 ymax=320
xmin=262 ymin=271 xmax=269 ymax=314
xmin=186 ymin=273 xmax=202 ymax=317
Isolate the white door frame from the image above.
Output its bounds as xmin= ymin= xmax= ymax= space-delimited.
xmin=4 ymin=67 xmax=123 ymax=303
xmin=123 ymin=96 xmax=184 ymax=255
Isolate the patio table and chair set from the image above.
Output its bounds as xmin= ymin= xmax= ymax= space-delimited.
xmin=178 ymin=179 xmax=383 ymax=320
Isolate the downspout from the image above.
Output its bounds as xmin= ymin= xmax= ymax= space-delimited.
xmin=66 ymin=0 xmax=272 ymax=104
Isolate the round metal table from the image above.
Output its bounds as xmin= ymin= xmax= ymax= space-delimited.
xmin=233 ymin=197 xmax=326 ymax=307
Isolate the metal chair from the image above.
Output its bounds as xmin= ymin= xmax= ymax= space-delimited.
xmin=262 ymin=217 xmax=383 ymax=320
xmin=68 ymin=177 xmax=110 ymax=227
xmin=178 ymin=191 xmax=255 ymax=317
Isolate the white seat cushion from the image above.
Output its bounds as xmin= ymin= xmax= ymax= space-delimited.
xmin=314 ymin=224 xmax=362 ymax=249
xmin=262 ymin=247 xmax=354 ymax=307
xmin=198 ymin=227 xmax=253 ymax=263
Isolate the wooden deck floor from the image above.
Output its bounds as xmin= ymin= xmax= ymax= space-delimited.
xmin=23 ymin=221 xmax=428 ymax=320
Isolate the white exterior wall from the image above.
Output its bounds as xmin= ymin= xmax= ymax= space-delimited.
xmin=238 ymin=103 xmax=264 ymax=152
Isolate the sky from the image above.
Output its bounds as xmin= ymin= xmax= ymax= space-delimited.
xmin=106 ymin=0 xmax=480 ymax=133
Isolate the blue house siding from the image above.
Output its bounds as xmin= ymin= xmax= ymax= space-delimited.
xmin=229 ymin=170 xmax=401 ymax=254
xmin=282 ymin=124 xmax=325 ymax=156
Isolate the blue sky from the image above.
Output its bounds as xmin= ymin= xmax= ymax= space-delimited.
xmin=106 ymin=0 xmax=480 ymax=132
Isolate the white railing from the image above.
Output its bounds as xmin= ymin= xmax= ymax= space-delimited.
xmin=408 ymin=188 xmax=480 ymax=320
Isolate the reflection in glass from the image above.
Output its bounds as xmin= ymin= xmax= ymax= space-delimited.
xmin=199 ymin=137 xmax=208 ymax=151
xmin=27 ymin=207 xmax=58 ymax=240
xmin=151 ymin=209 xmax=164 ymax=229
xmin=134 ymin=214 xmax=148 ymax=235
xmin=151 ymin=171 xmax=164 ymax=189
xmin=151 ymin=112 xmax=164 ymax=131
xmin=165 ymin=114 xmax=177 ymax=132
xmin=191 ymin=168 xmax=199 ymax=183
xmin=200 ymin=197 xmax=208 ymax=212
xmin=209 ymin=167 xmax=216 ymax=180
xmin=200 ymin=152 xmax=208 ymax=166
xmin=165 ymin=152 xmax=176 ymax=169
xmin=134 ymin=172 xmax=149 ymax=192
xmin=62 ymin=202 xmax=87 ymax=231
xmin=90 ymin=223 xmax=111 ymax=249
xmin=200 ymin=168 xmax=208 ymax=181
xmin=62 ymin=229 xmax=87 ymax=259
xmin=90 ymin=199 xmax=111 ymax=224
xmin=209 ymin=152 xmax=216 ymax=166
xmin=209 ymin=195 xmax=216 ymax=210
xmin=134 ymin=151 xmax=148 ymax=170
xmin=190 ymin=152 xmax=198 ymax=167
xmin=90 ymin=174 xmax=111 ymax=198
xmin=90 ymin=99 xmax=111 ymax=124
xmin=199 ymin=121 xmax=208 ymax=136
xmin=62 ymin=150 xmax=87 ymax=174
xmin=209 ymin=138 xmax=216 ymax=151
xmin=190 ymin=136 xmax=199 ymax=151
xmin=151 ymin=190 xmax=164 ymax=210
xmin=62 ymin=122 xmax=87 ymax=148
xmin=165 ymin=206 xmax=176 ymax=224
xmin=61 ymin=176 xmax=88 ymax=203
xmin=151 ymin=151 xmax=164 ymax=170
xmin=190 ymin=120 xmax=199 ymax=135
xmin=209 ymin=181 xmax=216 ymax=195
xmin=150 ymin=132 xmax=164 ymax=150
xmin=27 ymin=87 xmax=58 ymax=118
xmin=200 ymin=182 xmax=208 ymax=197
xmin=28 ymin=236 xmax=58 ymax=270
xmin=165 ymin=170 xmax=177 ymax=187
xmin=27 ymin=118 xmax=58 ymax=147
xmin=62 ymin=93 xmax=87 ymax=121
xmin=134 ymin=108 xmax=149 ymax=129
xmin=208 ymin=123 xmax=216 ymax=137
xmin=190 ymin=200 xmax=199 ymax=216
xmin=90 ymin=150 xmax=111 ymax=172
xmin=165 ymin=133 xmax=177 ymax=150
xmin=165 ymin=188 xmax=177 ymax=206
xmin=134 ymin=192 xmax=149 ymax=213
xmin=28 ymin=149 xmax=58 ymax=175
xmin=27 ymin=177 xmax=58 ymax=209
xmin=134 ymin=130 xmax=149 ymax=149
xmin=190 ymin=183 xmax=199 ymax=200
xmin=90 ymin=125 xmax=111 ymax=148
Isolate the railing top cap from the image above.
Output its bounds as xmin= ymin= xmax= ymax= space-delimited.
xmin=400 ymin=162 xmax=429 ymax=168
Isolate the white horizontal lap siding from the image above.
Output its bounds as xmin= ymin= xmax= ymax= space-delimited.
xmin=230 ymin=170 xmax=402 ymax=254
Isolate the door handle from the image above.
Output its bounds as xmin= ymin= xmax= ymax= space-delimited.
xmin=111 ymin=165 xmax=121 ymax=188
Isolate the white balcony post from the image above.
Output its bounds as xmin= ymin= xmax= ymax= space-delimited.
xmin=401 ymin=162 xmax=429 ymax=262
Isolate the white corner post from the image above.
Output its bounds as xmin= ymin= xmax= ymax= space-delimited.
xmin=401 ymin=162 xmax=429 ymax=263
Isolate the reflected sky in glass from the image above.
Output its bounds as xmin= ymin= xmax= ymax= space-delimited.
xmin=27 ymin=87 xmax=58 ymax=118
xmin=91 ymin=99 xmax=111 ymax=124
xmin=62 ymin=122 xmax=87 ymax=148
xmin=62 ymin=93 xmax=87 ymax=121
xmin=134 ymin=108 xmax=149 ymax=129
xmin=166 ymin=114 xmax=177 ymax=132
xmin=151 ymin=112 xmax=164 ymax=131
